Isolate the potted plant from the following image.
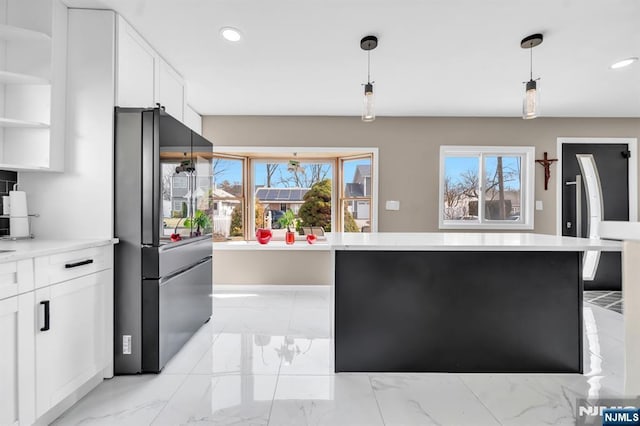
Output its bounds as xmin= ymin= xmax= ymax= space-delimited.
xmin=278 ymin=210 xmax=297 ymax=244
xmin=184 ymin=210 xmax=211 ymax=237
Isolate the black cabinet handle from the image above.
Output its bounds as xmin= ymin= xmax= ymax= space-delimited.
xmin=65 ymin=259 xmax=94 ymax=269
xmin=40 ymin=300 xmax=50 ymax=331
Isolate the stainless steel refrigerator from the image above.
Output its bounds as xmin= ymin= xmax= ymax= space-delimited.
xmin=114 ymin=107 xmax=213 ymax=374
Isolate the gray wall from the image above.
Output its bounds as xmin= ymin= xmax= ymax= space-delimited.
xmin=203 ymin=116 xmax=640 ymax=235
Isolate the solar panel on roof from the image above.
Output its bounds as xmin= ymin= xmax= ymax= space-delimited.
xmin=266 ymin=189 xmax=278 ymax=199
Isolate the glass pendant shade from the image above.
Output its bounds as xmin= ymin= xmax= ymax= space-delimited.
xmin=522 ymin=79 xmax=539 ymax=119
xmin=362 ymin=83 xmax=375 ymax=122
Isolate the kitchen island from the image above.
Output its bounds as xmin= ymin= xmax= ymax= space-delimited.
xmin=213 ymin=232 xmax=622 ymax=373
xmin=330 ymin=233 xmax=622 ymax=373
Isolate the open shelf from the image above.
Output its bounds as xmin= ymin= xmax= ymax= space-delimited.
xmin=0 ymin=24 xmax=51 ymax=43
xmin=0 ymin=117 xmax=49 ymax=128
xmin=0 ymin=70 xmax=49 ymax=85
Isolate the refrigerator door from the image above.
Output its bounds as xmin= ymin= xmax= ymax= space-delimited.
xmin=142 ymin=256 xmax=213 ymax=373
xmin=145 ymin=110 xmax=192 ymax=246
xmin=142 ymin=235 xmax=212 ymax=279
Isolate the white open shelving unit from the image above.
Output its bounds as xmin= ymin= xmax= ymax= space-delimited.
xmin=0 ymin=0 xmax=66 ymax=171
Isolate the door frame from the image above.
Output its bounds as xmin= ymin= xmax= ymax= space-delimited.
xmin=556 ymin=137 xmax=638 ymax=236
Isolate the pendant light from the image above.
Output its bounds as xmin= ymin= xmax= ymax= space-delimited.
xmin=360 ymin=35 xmax=378 ymax=122
xmin=520 ymin=33 xmax=543 ymax=119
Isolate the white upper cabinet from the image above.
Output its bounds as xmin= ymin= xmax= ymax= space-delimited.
xmin=116 ymin=16 xmax=185 ymax=122
xmin=115 ymin=16 xmax=156 ymax=108
xmin=0 ymin=0 xmax=67 ymax=172
xmin=184 ymin=104 xmax=202 ymax=135
xmin=157 ymin=58 xmax=184 ymax=121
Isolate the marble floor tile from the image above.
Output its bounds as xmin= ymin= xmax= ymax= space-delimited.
xmin=460 ymin=374 xmax=591 ymax=425
xmin=269 ymin=374 xmax=384 ymax=426
xmin=152 ymin=374 xmax=278 ymax=426
xmin=287 ymin=307 xmax=331 ymax=339
xmin=52 ymin=375 xmax=187 ymax=426
xmin=371 ymin=373 xmax=500 ymax=425
xmin=585 ymin=303 xmax=624 ymax=342
xmin=219 ymin=306 xmax=292 ymax=336
xmin=55 ymin=286 xmax=628 ymax=426
xmin=192 ymin=333 xmax=284 ymax=376
xmin=162 ymin=321 xmax=219 ymax=375
xmin=276 ymin=337 xmax=334 ymax=376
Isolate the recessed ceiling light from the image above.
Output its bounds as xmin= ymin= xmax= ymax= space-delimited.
xmin=220 ymin=27 xmax=242 ymax=42
xmin=610 ymin=57 xmax=638 ymax=69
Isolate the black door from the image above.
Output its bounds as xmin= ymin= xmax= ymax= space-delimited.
xmin=562 ymin=144 xmax=629 ymax=290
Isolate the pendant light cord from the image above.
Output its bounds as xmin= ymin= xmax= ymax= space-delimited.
xmin=530 ymin=43 xmax=533 ymax=80
xmin=367 ymin=50 xmax=371 ymax=84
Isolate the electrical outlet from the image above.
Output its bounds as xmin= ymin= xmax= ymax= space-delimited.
xmin=123 ymin=335 xmax=132 ymax=354
xmin=535 ymin=200 xmax=543 ymax=211
xmin=386 ymin=200 xmax=400 ymax=211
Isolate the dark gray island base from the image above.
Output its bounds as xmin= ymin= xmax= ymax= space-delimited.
xmin=335 ymin=250 xmax=583 ymax=373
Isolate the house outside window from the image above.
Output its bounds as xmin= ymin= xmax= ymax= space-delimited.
xmin=212 ymin=155 xmax=246 ymax=241
xmin=341 ymin=156 xmax=373 ymax=232
xmin=439 ymin=146 xmax=535 ymax=230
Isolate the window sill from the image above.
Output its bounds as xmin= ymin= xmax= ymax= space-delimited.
xmin=439 ymin=222 xmax=534 ymax=231
xmin=213 ymin=240 xmax=332 ymax=251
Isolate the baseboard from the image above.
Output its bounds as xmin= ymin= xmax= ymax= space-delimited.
xmin=214 ymin=284 xmax=330 ymax=291
xmin=34 ymin=372 xmax=105 ymax=425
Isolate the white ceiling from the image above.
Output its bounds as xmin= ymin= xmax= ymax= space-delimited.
xmin=62 ymin=0 xmax=640 ymax=118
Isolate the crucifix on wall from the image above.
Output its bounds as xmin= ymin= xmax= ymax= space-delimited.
xmin=536 ymin=152 xmax=558 ymax=190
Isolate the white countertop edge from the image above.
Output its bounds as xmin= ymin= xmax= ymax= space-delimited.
xmin=0 ymin=238 xmax=119 ymax=262
xmin=600 ymin=221 xmax=640 ymax=242
xmin=213 ymin=241 xmax=332 ymax=251
xmin=332 ymin=244 xmax=622 ymax=252
xmin=213 ymin=233 xmax=622 ymax=252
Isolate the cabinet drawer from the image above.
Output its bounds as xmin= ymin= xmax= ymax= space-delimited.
xmin=35 ymin=246 xmax=112 ymax=288
xmin=0 ymin=259 xmax=34 ymax=300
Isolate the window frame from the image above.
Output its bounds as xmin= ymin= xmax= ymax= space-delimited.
xmin=212 ymin=153 xmax=247 ymax=240
xmin=250 ymin=157 xmax=337 ymax=240
xmin=212 ymin=146 xmax=378 ymax=241
xmin=438 ymin=145 xmax=535 ymax=230
xmin=339 ymin=154 xmax=374 ymax=232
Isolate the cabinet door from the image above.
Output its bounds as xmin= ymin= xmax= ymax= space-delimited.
xmin=35 ymin=271 xmax=109 ymax=418
xmin=183 ymin=104 xmax=202 ymax=134
xmin=157 ymin=58 xmax=184 ymax=121
xmin=116 ymin=16 xmax=156 ymax=107
xmin=0 ymin=293 xmax=36 ymax=426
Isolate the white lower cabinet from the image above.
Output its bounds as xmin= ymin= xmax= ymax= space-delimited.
xmin=0 ymin=244 xmax=113 ymax=425
xmin=0 ymin=292 xmax=36 ymax=426
xmin=34 ymin=269 xmax=110 ymax=418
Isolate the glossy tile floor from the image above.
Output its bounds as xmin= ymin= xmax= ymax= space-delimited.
xmin=53 ymin=285 xmax=626 ymax=425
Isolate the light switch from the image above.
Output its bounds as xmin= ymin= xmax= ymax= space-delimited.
xmin=386 ymin=200 xmax=400 ymax=211
xmin=535 ymin=200 xmax=543 ymax=211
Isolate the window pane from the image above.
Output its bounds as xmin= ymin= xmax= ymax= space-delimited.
xmin=213 ymin=157 xmax=244 ymax=241
xmin=343 ymin=158 xmax=371 ymax=197
xmin=214 ymin=158 xmax=243 ymax=198
xmin=484 ymin=156 xmax=522 ymax=221
xmin=443 ymin=156 xmax=479 ymax=221
xmin=343 ymin=200 xmax=370 ymax=232
xmin=254 ymin=161 xmax=332 ymax=237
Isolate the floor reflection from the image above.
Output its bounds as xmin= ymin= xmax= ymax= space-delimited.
xmin=52 ymin=287 xmax=625 ymax=426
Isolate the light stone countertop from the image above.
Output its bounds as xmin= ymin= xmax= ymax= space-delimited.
xmin=213 ymin=232 xmax=622 ymax=252
xmin=0 ymin=238 xmax=118 ymax=262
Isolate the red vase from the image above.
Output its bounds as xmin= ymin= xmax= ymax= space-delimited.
xmin=285 ymin=231 xmax=295 ymax=245
xmin=306 ymin=234 xmax=317 ymax=244
xmin=256 ymin=228 xmax=272 ymax=244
